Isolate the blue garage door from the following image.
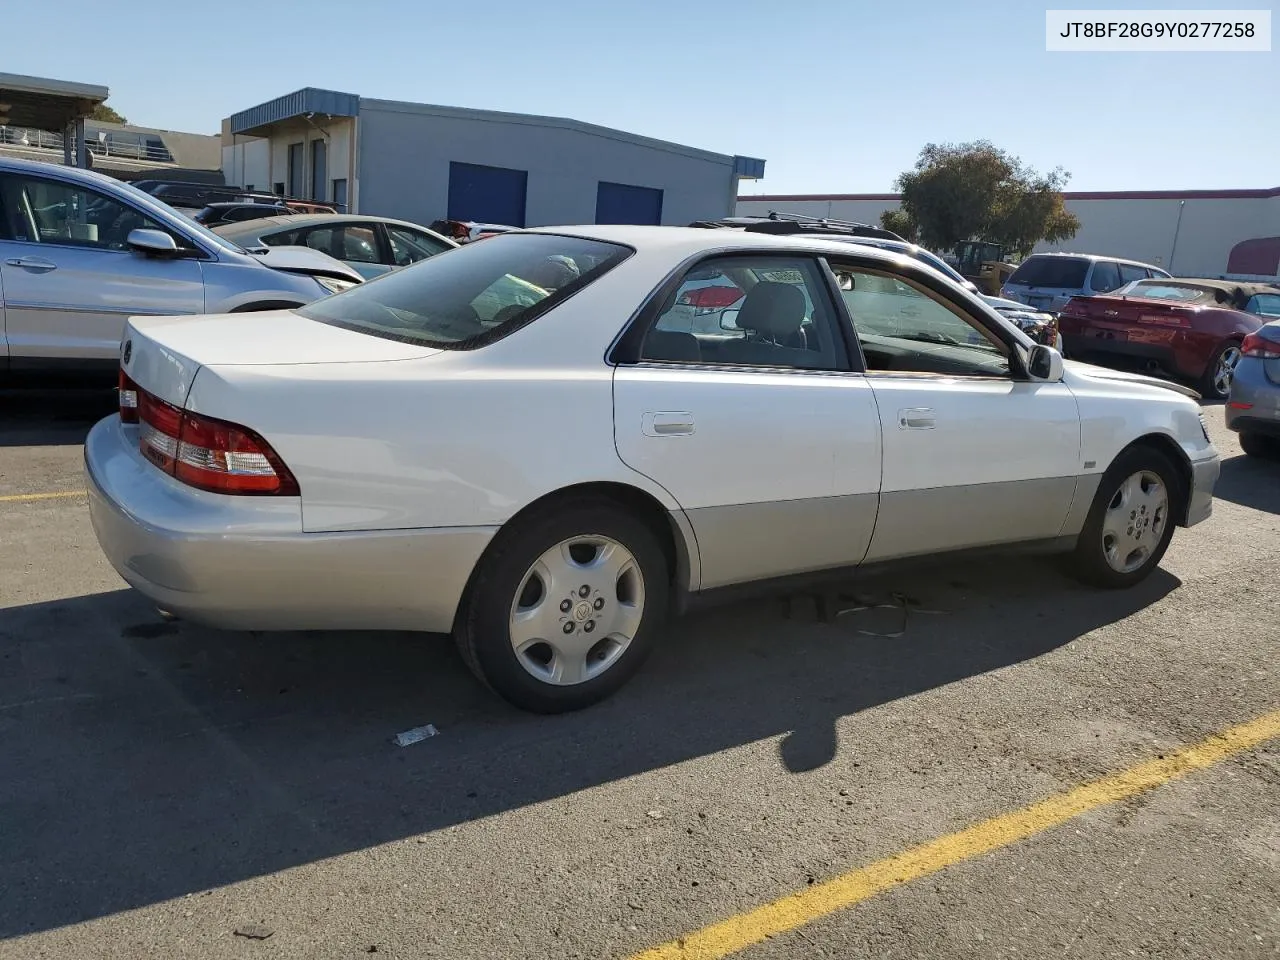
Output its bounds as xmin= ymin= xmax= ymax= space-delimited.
xmin=596 ymin=181 xmax=664 ymax=225
xmin=447 ymin=162 xmax=528 ymax=227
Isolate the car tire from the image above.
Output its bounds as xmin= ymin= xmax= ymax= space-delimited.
xmin=454 ymin=496 xmax=669 ymax=713
xmin=1200 ymin=340 xmax=1243 ymax=400
xmin=1069 ymin=446 xmax=1182 ymax=589
xmin=1239 ymin=432 xmax=1278 ymax=458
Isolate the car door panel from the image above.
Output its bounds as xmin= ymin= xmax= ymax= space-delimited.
xmin=862 ymin=375 xmax=1080 ymax=562
xmin=613 ymin=366 xmax=882 ymax=589
xmin=0 ymin=241 xmax=204 ymax=360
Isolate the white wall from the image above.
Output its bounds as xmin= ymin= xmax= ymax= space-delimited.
xmin=221 ymin=138 xmax=269 ymax=191
xmin=355 ymin=100 xmax=740 ymax=227
xmin=737 ymin=194 xmax=1280 ymax=277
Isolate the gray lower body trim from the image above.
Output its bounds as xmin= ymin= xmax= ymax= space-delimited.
xmin=865 ymin=476 xmax=1078 ymax=563
xmin=84 ymin=417 xmax=491 ymax=632
xmin=687 ymin=493 xmax=878 ymax=590
xmin=1059 ymin=473 xmax=1103 ymax=537
xmin=1186 ymin=455 xmax=1220 ymax=527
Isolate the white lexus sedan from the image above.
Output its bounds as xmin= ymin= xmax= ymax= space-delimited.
xmin=85 ymin=226 xmax=1221 ymax=713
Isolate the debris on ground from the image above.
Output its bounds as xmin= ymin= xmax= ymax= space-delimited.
xmin=393 ymin=723 xmax=439 ymax=747
xmin=646 ymin=809 xmax=664 ymax=820
xmin=233 ymin=923 xmax=274 ymax=940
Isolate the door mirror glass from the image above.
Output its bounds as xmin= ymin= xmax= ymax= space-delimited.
xmin=127 ymin=228 xmax=179 ymax=256
xmin=719 ymin=307 xmax=740 ymax=330
xmin=1028 ymin=344 xmax=1064 ymax=381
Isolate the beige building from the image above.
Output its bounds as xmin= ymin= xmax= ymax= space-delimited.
xmin=737 ymin=188 xmax=1280 ymax=280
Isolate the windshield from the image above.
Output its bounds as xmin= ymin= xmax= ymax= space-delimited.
xmin=1007 ymin=256 xmax=1089 ymax=288
xmin=298 ymin=232 xmax=631 ymax=348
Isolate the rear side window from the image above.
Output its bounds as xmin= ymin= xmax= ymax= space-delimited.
xmin=299 ymin=233 xmax=631 ymax=349
xmin=1118 ymin=263 xmax=1147 ymax=285
xmin=1007 ymin=256 xmax=1089 ymax=288
xmin=1089 ymin=260 xmax=1122 ymax=293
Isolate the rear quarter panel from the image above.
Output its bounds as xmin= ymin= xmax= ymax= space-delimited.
xmin=184 ymin=350 xmax=685 ymax=534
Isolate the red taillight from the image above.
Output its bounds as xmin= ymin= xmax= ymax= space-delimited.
xmin=134 ymin=384 xmax=298 ymax=496
xmin=1242 ymin=331 xmax=1280 ymax=359
xmin=118 ymin=369 xmax=139 ymax=423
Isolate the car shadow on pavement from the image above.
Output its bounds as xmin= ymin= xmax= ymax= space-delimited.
xmin=1212 ymin=452 xmax=1280 ymax=514
xmin=0 ymin=557 xmax=1180 ymax=939
xmin=0 ymin=386 xmax=117 ymax=448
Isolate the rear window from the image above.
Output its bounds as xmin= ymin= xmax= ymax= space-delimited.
xmin=299 ymin=232 xmax=631 ymax=348
xmin=1007 ymin=256 xmax=1089 ymax=288
xmin=1125 ymin=282 xmax=1213 ymax=303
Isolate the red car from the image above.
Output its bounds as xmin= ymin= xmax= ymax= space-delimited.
xmin=1059 ymin=278 xmax=1280 ymax=399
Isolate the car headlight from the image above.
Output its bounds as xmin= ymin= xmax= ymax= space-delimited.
xmin=315 ymin=275 xmax=356 ymax=296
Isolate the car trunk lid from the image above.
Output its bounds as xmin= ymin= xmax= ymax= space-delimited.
xmin=1060 ymin=293 xmax=1196 ymax=340
xmin=121 ymin=310 xmax=441 ymax=407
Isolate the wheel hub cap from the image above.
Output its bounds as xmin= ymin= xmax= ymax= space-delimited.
xmin=1101 ymin=470 xmax=1168 ymax=574
xmin=509 ymin=535 xmax=645 ymax=686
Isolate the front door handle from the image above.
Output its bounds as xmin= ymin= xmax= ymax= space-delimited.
xmin=5 ymin=256 xmax=57 ymax=272
xmin=898 ymin=407 xmax=936 ymax=430
xmin=642 ymin=411 xmax=695 ymax=437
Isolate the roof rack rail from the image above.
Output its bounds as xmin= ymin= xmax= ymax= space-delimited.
xmin=764 ymin=210 xmax=880 ymax=230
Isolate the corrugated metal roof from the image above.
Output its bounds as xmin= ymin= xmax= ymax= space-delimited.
xmin=230 ymin=88 xmax=359 ymax=135
xmin=733 ymin=156 xmax=766 ymax=179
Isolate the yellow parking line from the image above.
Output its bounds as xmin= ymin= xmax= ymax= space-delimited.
xmin=0 ymin=490 xmax=85 ymax=503
xmin=629 ymin=709 xmax=1280 ymax=960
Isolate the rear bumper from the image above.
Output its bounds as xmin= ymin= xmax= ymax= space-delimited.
xmin=1186 ymin=454 xmax=1219 ymax=528
xmin=84 ymin=416 xmax=495 ymax=632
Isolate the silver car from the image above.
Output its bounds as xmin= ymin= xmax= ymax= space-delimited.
xmin=1001 ymin=253 xmax=1171 ymax=313
xmin=1226 ymin=311 xmax=1280 ymax=456
xmin=0 ymin=157 xmax=361 ymax=372
xmin=213 ymin=214 xmax=457 ymax=280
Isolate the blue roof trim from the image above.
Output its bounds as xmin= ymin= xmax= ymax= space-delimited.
xmin=230 ymin=88 xmax=359 ymax=135
xmin=733 ymin=156 xmax=766 ymax=179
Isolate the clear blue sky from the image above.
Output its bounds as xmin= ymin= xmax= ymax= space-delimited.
xmin=5 ymin=0 xmax=1275 ymax=194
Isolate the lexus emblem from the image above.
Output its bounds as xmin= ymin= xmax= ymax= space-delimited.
xmin=122 ymin=339 xmax=132 ymax=364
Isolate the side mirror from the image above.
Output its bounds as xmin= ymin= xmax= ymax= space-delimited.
xmin=719 ymin=308 xmax=741 ymax=330
xmin=1028 ymin=344 xmax=1064 ymax=381
xmin=126 ymin=228 xmax=180 ymax=257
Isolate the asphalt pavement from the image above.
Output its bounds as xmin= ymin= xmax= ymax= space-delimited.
xmin=0 ymin=386 xmax=1276 ymax=960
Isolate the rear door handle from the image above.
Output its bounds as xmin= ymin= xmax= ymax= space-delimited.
xmin=642 ymin=411 xmax=695 ymax=437
xmin=898 ymin=407 xmax=936 ymax=430
xmin=5 ymin=256 xmax=57 ymax=272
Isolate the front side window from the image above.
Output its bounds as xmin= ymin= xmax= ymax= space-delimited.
xmin=643 ymin=256 xmax=846 ymax=371
xmin=0 ymin=175 xmax=166 ymax=250
xmin=1089 ymin=261 xmax=1122 ymax=293
xmin=387 ymin=226 xmax=452 ymax=266
xmin=831 ymin=262 xmax=1010 ymax=378
xmin=299 ymin=232 xmax=630 ymax=348
xmin=1246 ymin=293 xmax=1280 ymax=318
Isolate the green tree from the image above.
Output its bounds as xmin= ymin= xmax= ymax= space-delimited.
xmin=892 ymin=140 xmax=1078 ymax=257
xmin=90 ymin=103 xmax=126 ymax=124
xmin=879 ymin=208 xmax=918 ymax=242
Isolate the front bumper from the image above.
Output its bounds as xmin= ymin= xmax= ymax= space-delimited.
xmin=84 ymin=416 xmax=495 ymax=632
xmin=1185 ymin=454 xmax=1220 ymax=528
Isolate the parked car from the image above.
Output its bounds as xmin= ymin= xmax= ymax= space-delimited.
xmin=86 ymin=226 xmax=1219 ymax=713
xmin=982 ymin=295 xmax=1062 ymax=350
xmin=1001 ymin=253 xmax=1171 ymax=314
xmin=1225 ymin=315 xmax=1280 ymax=455
xmin=0 ymin=157 xmax=361 ymax=372
xmin=215 ymin=214 xmax=457 ymax=279
xmin=1059 ymin=278 xmax=1280 ymax=399
xmin=193 ymin=202 xmax=295 ymax=227
xmin=429 ymin=219 xmax=517 ymax=243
